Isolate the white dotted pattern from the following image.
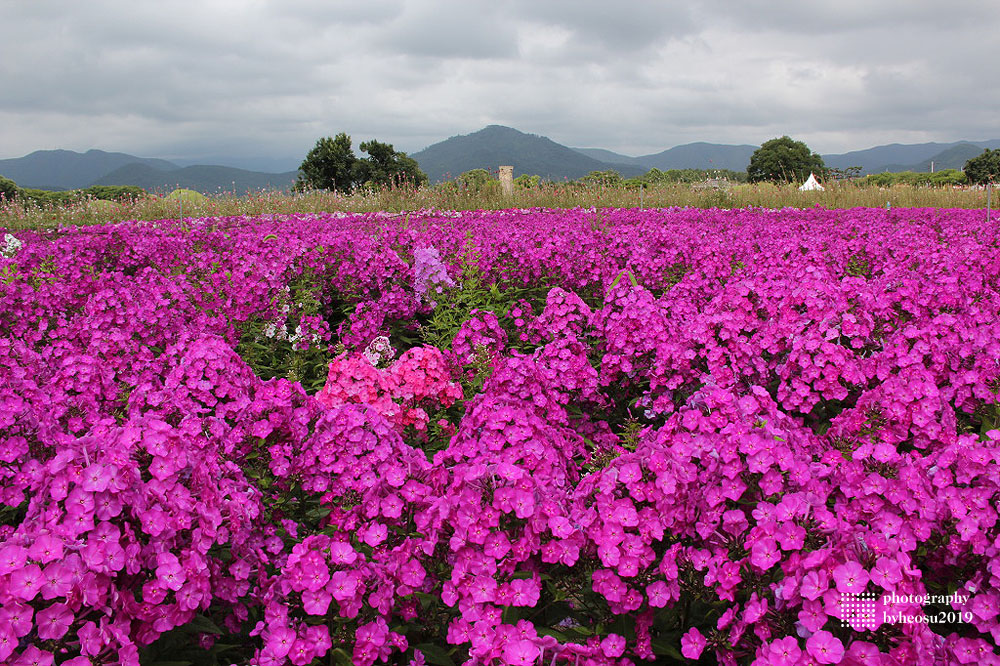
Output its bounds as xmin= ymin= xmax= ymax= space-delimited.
xmin=840 ymin=592 xmax=878 ymax=630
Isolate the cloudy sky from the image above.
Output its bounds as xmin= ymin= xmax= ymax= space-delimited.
xmin=2 ymin=0 xmax=998 ymax=171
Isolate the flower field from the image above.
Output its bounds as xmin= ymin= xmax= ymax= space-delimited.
xmin=1 ymin=206 xmax=1000 ymax=665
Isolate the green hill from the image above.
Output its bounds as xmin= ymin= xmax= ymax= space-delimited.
xmin=0 ymin=149 xmax=179 ymax=190
xmin=91 ymin=163 xmax=296 ymax=194
xmin=411 ymin=125 xmax=646 ymax=182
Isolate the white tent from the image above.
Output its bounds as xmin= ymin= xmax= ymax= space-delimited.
xmin=799 ymin=173 xmax=824 ymax=191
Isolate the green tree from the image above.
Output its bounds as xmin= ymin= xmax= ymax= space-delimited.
xmin=964 ymin=149 xmax=1000 ymax=185
xmin=356 ymin=140 xmax=428 ymax=189
xmin=295 ymin=133 xmax=358 ymax=193
xmin=81 ymin=185 xmax=145 ymax=201
xmin=513 ymin=174 xmax=540 ymax=189
xmin=582 ymin=170 xmax=623 ymax=187
xmin=828 ymin=166 xmax=863 ymax=180
xmin=0 ymin=175 xmax=20 ymax=202
xmin=458 ymin=169 xmax=493 ymax=190
xmin=747 ymin=136 xmax=826 ymax=183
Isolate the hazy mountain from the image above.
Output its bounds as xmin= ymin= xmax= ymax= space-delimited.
xmin=7 ymin=133 xmax=1000 ymax=194
xmin=411 ymin=125 xmax=646 ymax=182
xmin=0 ymin=149 xmax=297 ymax=194
xmin=0 ymin=149 xmax=179 ymax=190
xmin=874 ymin=143 xmax=994 ymax=173
xmin=633 ymin=142 xmax=758 ymax=171
xmin=821 ymin=140 xmax=1000 ymax=174
xmin=91 ymin=163 xmax=297 ymax=193
xmin=171 ymin=155 xmax=301 ymax=173
xmin=572 ymin=148 xmax=643 ymax=165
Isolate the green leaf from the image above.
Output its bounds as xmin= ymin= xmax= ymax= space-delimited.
xmin=414 ymin=591 xmax=439 ymax=608
xmin=536 ymin=627 xmax=569 ymax=642
xmin=415 ymin=643 xmax=456 ymax=666
xmin=188 ymin=614 xmax=224 ymax=635
xmin=331 ymin=648 xmax=355 ymax=665
xmin=651 ymin=637 xmax=685 ymax=659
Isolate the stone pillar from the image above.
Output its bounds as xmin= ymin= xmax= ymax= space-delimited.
xmin=499 ymin=165 xmax=514 ymax=196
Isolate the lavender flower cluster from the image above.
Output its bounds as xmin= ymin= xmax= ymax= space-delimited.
xmin=2 ymin=207 xmax=1000 ymax=666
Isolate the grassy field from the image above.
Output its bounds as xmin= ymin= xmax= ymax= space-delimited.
xmin=0 ymin=179 xmax=994 ymax=230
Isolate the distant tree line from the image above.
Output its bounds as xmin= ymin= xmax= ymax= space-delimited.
xmin=7 ymin=137 xmax=995 ymax=208
xmin=0 ymin=177 xmax=145 ymax=205
xmin=858 ymin=170 xmax=967 ymax=187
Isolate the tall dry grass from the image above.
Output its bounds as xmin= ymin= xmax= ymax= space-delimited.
xmin=0 ymin=180 xmax=994 ymax=231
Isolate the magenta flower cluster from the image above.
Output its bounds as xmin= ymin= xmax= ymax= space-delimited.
xmin=2 ymin=207 xmax=1000 ymax=666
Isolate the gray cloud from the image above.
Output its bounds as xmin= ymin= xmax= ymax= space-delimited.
xmin=1 ymin=0 xmax=998 ymax=170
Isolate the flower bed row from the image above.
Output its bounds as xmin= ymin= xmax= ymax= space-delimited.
xmin=1 ymin=207 xmax=1000 ymax=665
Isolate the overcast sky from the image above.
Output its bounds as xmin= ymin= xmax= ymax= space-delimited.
xmin=2 ymin=0 xmax=998 ymax=171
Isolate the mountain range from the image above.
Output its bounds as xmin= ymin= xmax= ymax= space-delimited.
xmin=2 ymin=127 xmax=999 ymax=193
xmin=0 ymin=149 xmax=297 ymax=193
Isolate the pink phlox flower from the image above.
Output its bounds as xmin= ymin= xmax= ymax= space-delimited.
xmin=328 ymin=540 xmax=358 ymax=566
xmin=646 ymin=580 xmax=672 ymax=608
xmin=0 ymin=544 xmax=28 ymax=574
xmin=265 ymin=625 xmax=297 ymax=659
xmin=28 ymin=534 xmax=64 ymax=564
xmin=0 ymin=626 xmax=15 ymax=663
xmin=869 ymin=556 xmax=902 ymax=589
xmin=328 ymin=570 xmax=360 ymax=602
xmin=469 ymin=574 xmax=498 ymax=603
xmin=484 ymin=531 xmax=511 ymax=559
xmin=764 ymin=636 xmax=802 ymax=666
xmin=503 ymin=639 xmax=540 ymax=666
xmin=800 ymin=569 xmax=830 ymax=600
xmin=0 ymin=601 xmax=34 ymax=638
xmin=592 ymin=569 xmax=626 ymax=603
xmin=798 ymin=599 xmax=828 ymax=633
xmin=400 ymin=559 xmax=426 ymax=587
xmin=35 ymin=602 xmax=73 ymax=640
xmin=833 ymin=561 xmax=870 ymax=594
xmin=13 ymin=645 xmax=55 ymax=666
xmin=302 ymin=588 xmax=332 ymax=616
xmin=609 ymin=498 xmax=639 ymax=526
xmin=750 ymin=537 xmax=780 ymax=570
xmin=805 ymin=630 xmax=844 ymax=664
xmin=155 ymin=552 xmax=186 ymax=591
xmin=363 ymin=522 xmax=388 ymax=547
xmin=599 ymin=632 xmax=626 ymax=658
xmin=680 ymin=627 xmax=707 ymax=659
xmin=511 ymin=488 xmax=535 ymax=519
xmin=743 ymin=593 xmax=768 ymax=624
xmin=509 ymin=577 xmax=540 ymax=607
xmin=80 ymin=463 xmax=112 ymax=492
xmin=775 ymin=521 xmax=806 ymax=551
xmin=39 ymin=561 xmax=73 ymax=600
xmin=299 ymin=551 xmax=330 ymax=591
xmin=9 ymin=563 xmax=43 ymax=601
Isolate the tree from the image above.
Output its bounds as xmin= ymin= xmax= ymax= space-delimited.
xmin=0 ymin=175 xmax=20 ymax=202
xmin=458 ymin=169 xmax=496 ymax=191
xmin=964 ymin=149 xmax=1000 ymax=185
xmin=296 ymin=134 xmax=428 ymax=193
xmin=356 ymin=140 xmax=427 ymax=189
xmin=295 ymin=133 xmax=358 ymax=193
xmin=582 ymin=170 xmax=623 ymax=187
xmin=513 ymin=174 xmax=540 ymax=189
xmin=747 ymin=136 xmax=826 ymax=184
xmin=81 ymin=185 xmax=145 ymax=201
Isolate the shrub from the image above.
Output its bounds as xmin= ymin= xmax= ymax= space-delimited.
xmin=81 ymin=185 xmax=146 ymax=201
xmin=0 ymin=175 xmax=20 ymax=202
